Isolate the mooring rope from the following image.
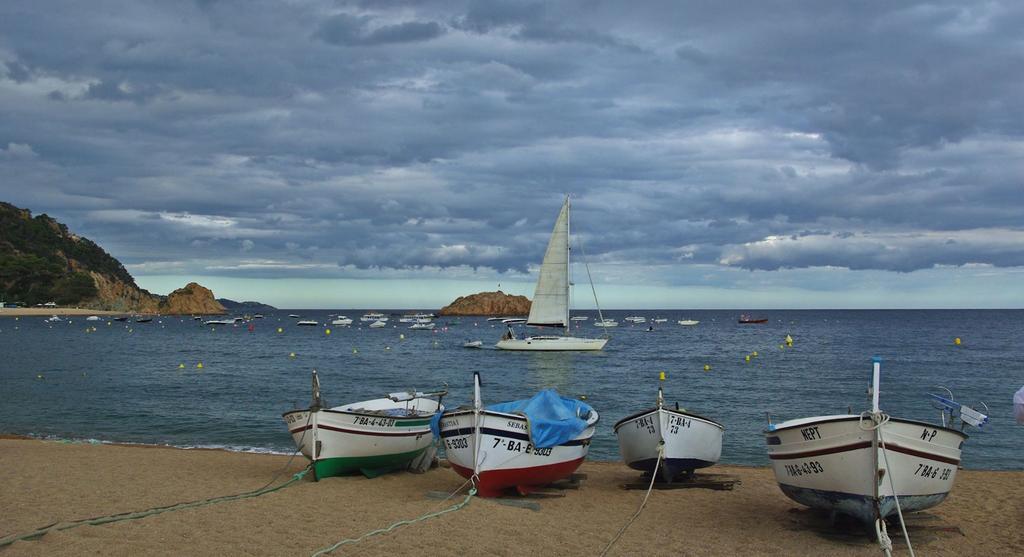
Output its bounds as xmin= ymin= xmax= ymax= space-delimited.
xmin=310 ymin=487 xmax=476 ymax=557
xmin=0 ymin=466 xmax=310 ymax=549
xmin=859 ymin=411 xmax=916 ymax=557
xmin=598 ymin=443 xmax=665 ymax=557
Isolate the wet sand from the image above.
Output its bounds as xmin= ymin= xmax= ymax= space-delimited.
xmin=0 ymin=438 xmax=1021 ymax=556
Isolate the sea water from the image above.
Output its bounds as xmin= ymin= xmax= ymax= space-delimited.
xmin=1 ymin=310 xmax=1021 ymax=470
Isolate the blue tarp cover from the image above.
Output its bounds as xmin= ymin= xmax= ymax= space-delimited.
xmin=487 ymin=389 xmax=594 ymax=449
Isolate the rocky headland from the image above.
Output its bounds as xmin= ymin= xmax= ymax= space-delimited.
xmin=437 ymin=290 xmax=531 ymax=316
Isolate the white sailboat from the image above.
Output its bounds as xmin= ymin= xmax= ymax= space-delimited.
xmin=495 ymin=197 xmax=609 ymax=351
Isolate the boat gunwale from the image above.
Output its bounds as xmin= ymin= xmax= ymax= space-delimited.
xmin=440 ymin=407 xmax=601 ymax=429
xmin=613 ymin=406 xmax=723 ymax=432
xmin=764 ymin=415 xmax=968 ymax=440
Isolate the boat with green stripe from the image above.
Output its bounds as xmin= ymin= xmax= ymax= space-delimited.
xmin=283 ymin=370 xmax=447 ymax=480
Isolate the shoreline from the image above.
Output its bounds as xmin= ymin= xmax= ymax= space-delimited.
xmin=2 ymin=438 xmax=1021 ymax=556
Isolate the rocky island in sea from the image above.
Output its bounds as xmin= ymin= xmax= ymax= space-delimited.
xmin=437 ymin=290 xmax=531 ymax=316
xmin=0 ymin=201 xmax=225 ymax=314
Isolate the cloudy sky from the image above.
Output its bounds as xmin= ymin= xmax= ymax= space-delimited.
xmin=2 ymin=1 xmax=1022 ymax=308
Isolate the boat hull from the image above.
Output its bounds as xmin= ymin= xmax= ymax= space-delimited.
xmin=282 ymin=398 xmax=440 ymax=480
xmin=765 ymin=415 xmax=966 ymax=524
xmin=495 ymin=336 xmax=608 ymax=351
xmin=615 ymin=407 xmax=723 ymax=479
xmin=439 ymin=409 xmax=596 ymax=497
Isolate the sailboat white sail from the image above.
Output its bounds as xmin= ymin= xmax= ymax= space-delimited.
xmin=496 ymin=197 xmax=608 ymax=351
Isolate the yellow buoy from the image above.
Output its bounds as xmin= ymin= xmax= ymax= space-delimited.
xmin=745 ymin=355 xmax=751 ymax=362
xmin=277 ymin=327 xmax=283 ymax=333
xmin=659 ymin=371 xmax=666 ymax=381
xmin=785 ymin=334 xmax=793 ymax=346
xmin=325 ymin=329 xmax=331 ymax=335
xmin=704 ymin=364 xmax=711 ymax=372
xmin=178 ymin=363 xmax=185 ymax=369
xmin=954 ymin=337 xmax=961 ymax=346
xmin=752 ymin=351 xmax=758 ymax=357
xmin=353 ymin=348 xmax=358 ymax=354
xmin=580 ymin=395 xmax=587 ymax=400
xmin=289 ymin=352 xmax=296 ymax=358
xmin=385 ymin=346 xmax=390 ymax=350
xmin=36 ymin=374 xmax=43 ymax=380
xmin=399 ymin=334 xmax=405 ymax=340
xmin=196 ymin=362 xmax=203 ymax=369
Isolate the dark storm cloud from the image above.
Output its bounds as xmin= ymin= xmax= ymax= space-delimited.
xmin=1 ymin=0 xmax=1023 ymax=281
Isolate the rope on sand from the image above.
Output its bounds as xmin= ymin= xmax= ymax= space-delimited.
xmin=310 ymin=486 xmax=477 ymax=556
xmin=0 ymin=466 xmax=310 ymax=549
xmin=598 ymin=443 xmax=665 ymax=557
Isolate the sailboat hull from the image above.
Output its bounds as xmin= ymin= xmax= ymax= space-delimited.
xmin=495 ymin=336 xmax=608 ymax=351
xmin=765 ymin=415 xmax=966 ymax=524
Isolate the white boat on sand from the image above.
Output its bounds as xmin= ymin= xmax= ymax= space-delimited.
xmin=615 ymin=382 xmax=723 ymax=481
xmin=283 ymin=371 xmax=446 ymax=480
xmin=439 ymin=372 xmax=598 ymax=497
xmin=765 ymin=358 xmax=986 ymax=537
xmin=495 ymin=197 xmax=609 ymax=352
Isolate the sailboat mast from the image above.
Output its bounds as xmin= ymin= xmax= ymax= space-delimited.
xmin=565 ymin=195 xmax=571 ymax=333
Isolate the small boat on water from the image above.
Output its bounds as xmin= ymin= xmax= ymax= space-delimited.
xmin=331 ymin=317 xmax=353 ymax=326
xmin=113 ymin=316 xmax=128 ymax=322
xmin=203 ymin=319 xmax=234 ymax=326
xmin=594 ymin=319 xmax=618 ymax=328
xmin=46 ymin=315 xmax=62 ymax=322
xmin=135 ymin=317 xmax=153 ymax=323
xmin=288 ymin=314 xmax=300 ymax=318
xmin=409 ymin=322 xmax=436 ymax=330
xmin=368 ymin=320 xmax=387 ymax=328
xmin=253 ymin=314 xmax=264 ymax=319
xmin=739 ymin=314 xmax=768 ymax=324
xmin=677 ymin=319 xmax=700 ymax=326
xmin=495 ymin=197 xmax=609 ymax=352
xmin=624 ymin=316 xmax=646 ymax=324
xmin=765 ymin=358 xmax=986 ymax=531
xmin=361 ymin=312 xmax=387 ymax=322
xmin=85 ymin=316 xmax=101 ymax=321
xmin=283 ymin=370 xmax=447 ymax=480
xmin=615 ymin=381 xmax=723 ymax=481
xmin=570 ymin=316 xmax=589 ymax=321
xmin=652 ymin=318 xmax=668 ymax=323
xmin=439 ymin=372 xmax=598 ymax=497
xmin=463 ymin=340 xmax=483 ymax=348
xmin=296 ymin=320 xmax=319 ymax=326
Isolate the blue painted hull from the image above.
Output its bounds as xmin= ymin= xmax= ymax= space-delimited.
xmin=627 ymin=456 xmax=715 ymax=479
xmin=779 ymin=484 xmax=952 ymax=524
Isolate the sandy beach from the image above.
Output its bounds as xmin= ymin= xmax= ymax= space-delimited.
xmin=0 ymin=308 xmax=126 ymax=318
xmin=0 ymin=438 xmax=1020 ymax=556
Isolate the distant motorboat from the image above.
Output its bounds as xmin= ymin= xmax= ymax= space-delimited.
xmin=624 ymin=316 xmax=646 ymax=324
xmin=368 ymin=320 xmax=387 ymax=328
xmin=409 ymin=322 xmax=436 ymax=330
xmin=85 ymin=316 xmax=101 ymax=321
xmin=361 ymin=312 xmax=387 ymax=322
xmin=296 ymin=320 xmax=319 ymax=326
xmin=288 ymin=314 xmax=300 ymax=318
xmin=331 ymin=317 xmax=353 ymax=326
xmin=739 ymin=314 xmax=768 ymax=324
xmin=135 ymin=317 xmax=153 ymax=323
xmin=652 ymin=318 xmax=668 ymax=323
xmin=113 ymin=316 xmax=129 ymax=322
xmin=594 ymin=319 xmax=618 ymax=328
xmin=46 ymin=315 xmax=62 ymax=322
xmin=204 ymin=319 xmax=234 ymax=325
xmin=570 ymin=316 xmax=589 ymax=321
xmin=463 ymin=340 xmax=483 ymax=348
xmin=253 ymin=314 xmax=264 ymax=319
xmin=677 ymin=319 xmax=700 ymax=326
